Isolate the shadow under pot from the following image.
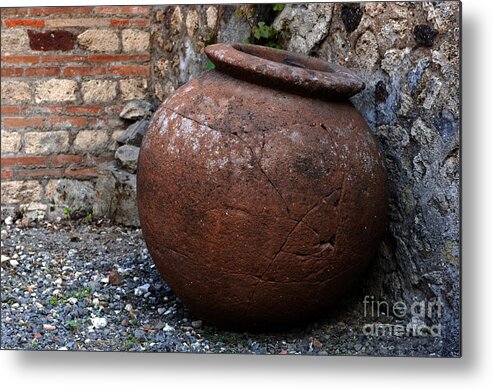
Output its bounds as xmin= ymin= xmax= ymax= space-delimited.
xmin=137 ymin=43 xmax=389 ymax=331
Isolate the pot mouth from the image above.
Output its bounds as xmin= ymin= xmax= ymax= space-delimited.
xmin=205 ymin=43 xmax=365 ymax=99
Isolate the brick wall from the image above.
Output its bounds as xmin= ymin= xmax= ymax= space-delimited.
xmin=1 ymin=6 xmax=151 ymax=219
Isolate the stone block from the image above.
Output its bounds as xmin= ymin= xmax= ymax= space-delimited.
xmin=93 ymin=162 xmax=139 ymax=226
xmin=77 ymin=29 xmax=119 ymax=52
xmin=119 ymin=99 xmax=153 ymax=120
xmin=1 ymin=81 xmax=31 ymax=102
xmin=24 ymin=131 xmax=70 ymax=155
xmin=81 ymin=80 xmax=117 ymax=103
xmin=1 ymin=131 xmax=22 ymax=154
xmin=1 ymin=29 xmax=29 ymax=52
xmin=1 ymin=180 xmax=42 ymax=204
xmin=115 ymin=144 xmax=140 ymax=173
xmin=121 ymin=29 xmax=150 ymax=52
xmin=73 ymin=130 xmax=109 ymax=152
xmin=35 ymin=79 xmax=77 ymax=103
xmin=120 ymin=78 xmax=147 ymax=100
xmin=45 ymin=179 xmax=95 ymax=214
xmin=117 ymin=119 xmax=149 ymax=146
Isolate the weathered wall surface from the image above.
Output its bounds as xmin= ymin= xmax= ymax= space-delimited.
xmin=149 ymin=2 xmax=460 ymax=355
xmin=1 ymin=6 xmax=151 ymax=220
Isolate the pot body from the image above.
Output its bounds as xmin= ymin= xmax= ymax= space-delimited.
xmin=137 ymin=69 xmax=388 ymax=330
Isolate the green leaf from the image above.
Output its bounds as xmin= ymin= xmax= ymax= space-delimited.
xmin=273 ymin=4 xmax=285 ymax=12
xmin=266 ymin=41 xmax=283 ymax=49
xmin=206 ymin=58 xmax=215 ymax=71
xmin=253 ymin=21 xmax=275 ymax=40
xmin=252 ymin=22 xmax=263 ymax=40
xmin=204 ymin=34 xmax=217 ymax=47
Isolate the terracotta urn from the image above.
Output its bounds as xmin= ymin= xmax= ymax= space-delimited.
xmin=137 ymin=43 xmax=388 ymax=330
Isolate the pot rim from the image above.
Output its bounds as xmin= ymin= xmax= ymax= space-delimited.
xmin=205 ymin=43 xmax=365 ymax=99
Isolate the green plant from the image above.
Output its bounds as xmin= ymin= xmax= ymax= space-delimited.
xmin=74 ymin=286 xmax=92 ymax=300
xmin=252 ymin=21 xmax=276 ymax=40
xmin=66 ymin=320 xmax=80 ymax=332
xmin=63 ymin=207 xmax=71 ymax=215
xmin=272 ymin=4 xmax=285 ymax=12
xmin=49 ymin=295 xmax=62 ymax=306
xmin=204 ymin=34 xmax=217 ymax=71
xmin=206 ymin=59 xmax=215 ymax=71
xmin=245 ymin=4 xmax=287 ymax=49
xmin=83 ymin=212 xmax=92 ymax=222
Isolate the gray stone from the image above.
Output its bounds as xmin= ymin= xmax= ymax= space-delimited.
xmin=216 ymin=9 xmax=252 ymax=45
xmin=273 ymin=3 xmax=334 ymax=55
xmin=117 ymin=119 xmax=149 ymax=146
xmin=93 ymin=162 xmax=140 ymax=227
xmin=191 ymin=320 xmax=202 ymax=329
xmin=119 ymin=100 xmax=154 ymax=121
xmin=45 ymin=179 xmax=95 ymax=215
xmin=115 ymin=145 xmax=140 ymax=173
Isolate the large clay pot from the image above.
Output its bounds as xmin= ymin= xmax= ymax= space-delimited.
xmin=137 ymin=43 xmax=388 ymax=330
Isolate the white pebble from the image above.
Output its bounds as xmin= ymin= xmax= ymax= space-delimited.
xmin=90 ymin=317 xmax=108 ymax=329
xmin=163 ymin=323 xmax=175 ymax=332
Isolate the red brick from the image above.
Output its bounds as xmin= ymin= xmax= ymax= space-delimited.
xmin=64 ymin=167 xmax=98 ymax=177
xmin=25 ymin=66 xmax=60 ymax=77
xmin=109 ymin=18 xmax=149 ymax=27
xmin=1 ymin=8 xmax=30 ymax=16
xmin=30 ymin=6 xmax=93 ymax=16
xmin=1 ymin=68 xmax=23 ymax=77
xmin=93 ymin=154 xmax=115 ymax=164
xmin=87 ymin=117 xmax=107 ymax=127
xmin=1 ymin=55 xmax=39 ymax=64
xmin=1 ymin=106 xmax=20 ymax=115
xmin=41 ymin=54 xmax=87 ymax=63
xmin=21 ymin=105 xmax=64 ymax=115
xmin=88 ymin=53 xmax=150 ymax=63
xmin=108 ymin=65 xmax=149 ymax=76
xmin=14 ymin=168 xmax=64 ymax=178
xmin=51 ymin=154 xmax=85 ymax=166
xmin=3 ymin=117 xmax=44 ymax=128
xmin=4 ymin=19 xmax=45 ymax=28
xmin=28 ymin=30 xmax=75 ymax=52
xmin=1 ymin=169 xmax=14 ymax=180
xmin=1 ymin=156 xmax=49 ymax=167
xmin=94 ymin=6 xmax=150 ymax=15
xmin=62 ymin=66 xmax=106 ymax=77
xmin=65 ymin=106 xmax=102 ymax=115
xmin=104 ymin=105 xmax=125 ymax=114
xmin=50 ymin=116 xmax=87 ymax=128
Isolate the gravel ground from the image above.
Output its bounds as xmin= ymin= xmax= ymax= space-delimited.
xmin=1 ymin=219 xmax=447 ymax=356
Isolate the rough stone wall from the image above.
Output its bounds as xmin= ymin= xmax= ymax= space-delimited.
xmin=0 ymin=2 xmax=460 ymax=355
xmin=149 ymin=2 xmax=460 ymax=355
xmin=1 ymin=6 xmax=151 ymax=220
